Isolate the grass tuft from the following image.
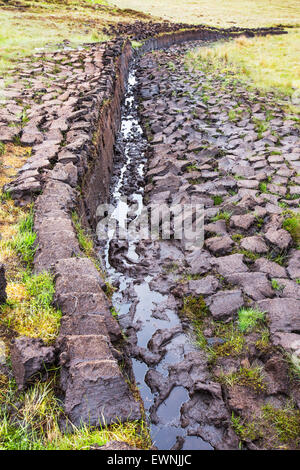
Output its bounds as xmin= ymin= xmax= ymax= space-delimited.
xmin=72 ymin=211 xmax=94 ymax=257
xmin=1 ymin=271 xmax=61 ymax=344
xmin=0 ymin=378 xmax=151 ymax=450
xmin=211 ymin=211 xmax=231 ymax=222
xmin=262 ymin=402 xmax=300 ymax=446
xmin=231 ymin=413 xmax=262 ymax=442
xmin=9 ymin=210 xmax=36 ymax=266
xmin=218 ymin=365 xmax=266 ymax=392
xmin=282 ymin=214 xmax=300 ymax=245
xmin=213 ymin=195 xmax=223 ymax=206
xmin=238 ymin=307 xmax=265 ymax=333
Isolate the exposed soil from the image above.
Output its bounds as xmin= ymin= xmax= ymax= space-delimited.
xmin=103 ymin=20 xmax=287 ymax=40
xmin=99 ymin=39 xmax=300 ymax=450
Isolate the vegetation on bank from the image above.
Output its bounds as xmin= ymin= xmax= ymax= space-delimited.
xmin=181 ymin=296 xmax=269 ymax=361
xmin=0 ymin=189 xmax=61 ymax=343
xmin=71 ymin=211 xmax=94 ymax=258
xmin=181 ymin=294 xmax=300 ymax=449
xmin=232 ymin=402 xmax=300 ymax=449
xmin=187 ymin=31 xmax=300 ymax=98
xmin=0 ymin=143 xmax=60 ymax=343
xmin=283 ymin=214 xmax=300 ymax=246
xmin=0 ymin=377 xmax=151 ymax=450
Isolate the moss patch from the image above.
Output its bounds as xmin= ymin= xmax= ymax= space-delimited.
xmin=218 ymin=366 xmax=266 ymax=393
xmin=283 ymin=214 xmax=300 ymax=245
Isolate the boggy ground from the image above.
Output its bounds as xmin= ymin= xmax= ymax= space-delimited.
xmin=109 ymin=41 xmax=300 ymax=450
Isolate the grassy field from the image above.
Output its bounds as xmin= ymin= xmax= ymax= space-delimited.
xmin=187 ymin=29 xmax=300 ymax=97
xmin=111 ymin=0 xmax=300 ymax=28
xmin=0 ymin=0 xmax=153 ymax=75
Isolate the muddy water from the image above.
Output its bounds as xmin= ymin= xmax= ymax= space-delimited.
xmin=97 ymin=60 xmax=212 ymax=450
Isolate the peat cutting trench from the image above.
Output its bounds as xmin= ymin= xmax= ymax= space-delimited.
xmin=2 ymin=26 xmax=300 ymax=451
xmin=96 ymin=38 xmax=300 ymax=450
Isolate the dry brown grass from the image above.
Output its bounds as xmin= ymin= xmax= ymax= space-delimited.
xmin=188 ymin=30 xmax=300 ymax=96
xmin=112 ymin=0 xmax=300 ymax=27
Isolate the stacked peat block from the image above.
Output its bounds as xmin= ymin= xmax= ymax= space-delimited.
xmin=32 ymin=40 xmax=141 ymax=426
xmin=55 ymin=258 xmax=141 ymax=426
xmin=4 ymin=39 xmax=141 ymax=426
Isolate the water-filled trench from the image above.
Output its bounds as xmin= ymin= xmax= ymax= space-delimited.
xmin=96 ymin=56 xmax=213 ymax=450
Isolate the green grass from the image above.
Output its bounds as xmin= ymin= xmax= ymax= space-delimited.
xmin=180 ymin=295 xmax=208 ymax=348
xmin=0 ymin=416 xmax=150 ymax=450
xmin=271 ymin=279 xmax=283 ymax=291
xmin=186 ymin=163 xmax=199 ymax=172
xmin=232 ymin=233 xmax=244 ymax=243
xmin=218 ymin=365 xmax=266 ymax=392
xmin=0 ymin=271 xmax=61 ymax=344
xmin=210 ymin=322 xmax=245 ymax=358
xmin=0 ymin=0 xmax=154 ymax=76
xmin=23 ymin=271 xmax=55 ymax=308
xmin=228 ymin=109 xmax=237 ymax=121
xmin=255 ymin=328 xmax=270 ymax=351
xmin=282 ymin=214 xmax=300 ymax=245
xmin=10 ymin=211 xmax=36 ymax=266
xmin=254 ymin=118 xmax=269 ymax=139
xmin=0 ymin=4 xmax=106 ymax=76
xmin=181 ymin=296 xmax=247 ymax=359
xmin=231 ymin=413 xmax=262 ymax=442
xmin=211 ymin=211 xmax=231 ymax=222
xmin=0 ymin=203 xmax=61 ymax=342
xmin=262 ymin=402 xmax=300 ymax=446
xmin=232 ymin=401 xmax=300 ymax=449
xmin=0 ymin=378 xmax=151 ymax=450
xmin=236 ymin=248 xmax=260 ymax=261
xmin=167 ymin=61 xmax=176 ymax=71
xmin=110 ymin=306 xmax=119 ymax=318
xmin=181 ymin=295 xmax=208 ymax=320
xmin=131 ymin=40 xmax=143 ymax=49
xmin=238 ymin=307 xmax=265 ymax=333
xmin=259 ymin=182 xmax=268 ymax=193
xmin=72 ymin=211 xmax=94 ymax=257
xmin=213 ymin=195 xmax=223 ymax=206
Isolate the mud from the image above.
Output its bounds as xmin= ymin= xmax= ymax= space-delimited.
xmin=97 ymin=38 xmax=300 ymax=450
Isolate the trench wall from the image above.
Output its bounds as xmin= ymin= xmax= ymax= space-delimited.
xmin=5 ymin=26 xmax=287 ymax=428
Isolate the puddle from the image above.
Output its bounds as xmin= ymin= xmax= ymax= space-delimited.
xmin=183 ymin=436 xmax=213 ymax=451
xmin=156 ymin=386 xmax=189 ymax=423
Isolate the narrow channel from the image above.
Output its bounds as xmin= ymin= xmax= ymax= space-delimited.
xmin=97 ymin=53 xmax=213 ymax=450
